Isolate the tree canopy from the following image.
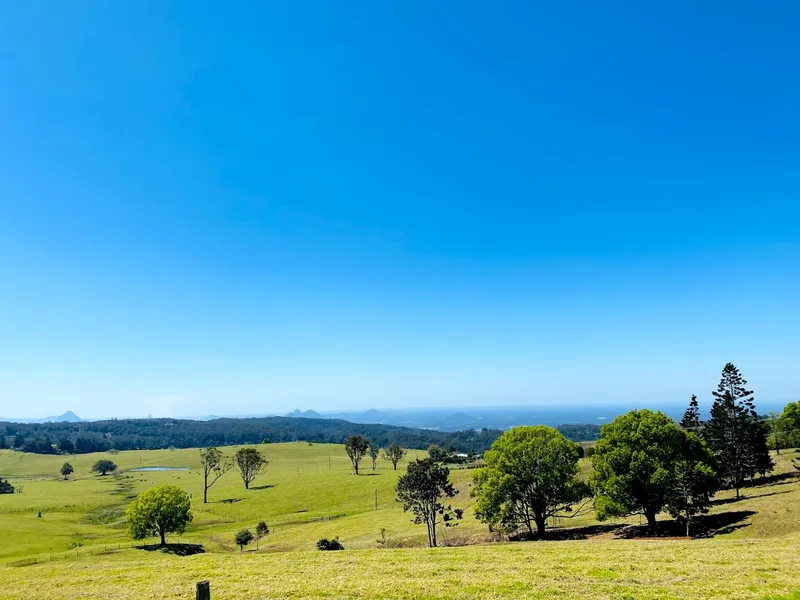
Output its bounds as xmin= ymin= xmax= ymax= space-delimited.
xmin=60 ymin=462 xmax=74 ymax=480
xmin=591 ymin=409 xmax=717 ymax=530
xmin=472 ymin=426 xmax=589 ymax=536
xmin=126 ymin=485 xmax=193 ymax=546
xmin=234 ymin=448 xmax=268 ymax=489
xmin=234 ymin=529 xmax=254 ymax=552
xmin=0 ymin=416 xmax=512 ymax=455
xmin=91 ymin=460 xmax=117 ymax=476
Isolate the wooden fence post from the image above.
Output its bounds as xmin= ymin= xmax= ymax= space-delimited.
xmin=196 ymin=580 xmax=210 ymax=600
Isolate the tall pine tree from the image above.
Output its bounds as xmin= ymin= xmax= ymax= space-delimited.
xmin=704 ymin=363 xmax=772 ymax=498
xmin=680 ymin=394 xmax=702 ymax=435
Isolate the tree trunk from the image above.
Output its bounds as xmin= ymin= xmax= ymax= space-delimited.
xmin=245 ymin=480 xmax=250 ymax=489
xmin=392 ymin=462 xmax=397 ymax=470
xmin=159 ymin=529 xmax=166 ymax=547
xmin=203 ymin=473 xmax=208 ymax=503
xmin=644 ymin=509 xmax=657 ymax=530
xmin=534 ymin=515 xmax=547 ymax=537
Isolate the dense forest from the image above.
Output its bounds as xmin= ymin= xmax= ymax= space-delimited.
xmin=0 ymin=416 xmax=601 ymax=456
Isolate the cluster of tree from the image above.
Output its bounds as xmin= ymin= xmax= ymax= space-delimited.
xmin=343 ymin=435 xmax=407 ymax=474
xmin=0 ymin=417 xmax=603 ymax=457
xmin=680 ymin=363 xmax=773 ymax=498
xmin=0 ymin=417 xmax=506 ymax=455
xmin=200 ymin=446 xmax=269 ymax=502
xmin=234 ymin=521 xmax=269 ymax=551
xmin=465 ymin=363 xmax=777 ymax=539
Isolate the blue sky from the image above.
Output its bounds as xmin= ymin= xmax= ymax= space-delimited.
xmin=1 ymin=1 xmax=798 ymax=419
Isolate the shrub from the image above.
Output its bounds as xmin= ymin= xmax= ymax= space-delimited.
xmin=316 ymin=536 xmax=344 ymax=551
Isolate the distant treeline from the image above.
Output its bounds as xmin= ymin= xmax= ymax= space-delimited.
xmin=0 ymin=417 xmax=602 ymax=456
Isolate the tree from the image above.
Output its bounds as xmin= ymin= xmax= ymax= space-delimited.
xmin=199 ymin=447 xmax=233 ymax=503
xmin=667 ymin=432 xmax=718 ymax=536
xmin=472 ymin=426 xmax=590 ymax=537
xmin=382 ymin=444 xmax=407 ymax=470
xmin=91 ymin=460 xmax=117 ymax=476
xmin=255 ymin=520 xmax=269 ymax=549
xmin=395 ymin=458 xmax=462 ymax=547
xmin=344 ymin=435 xmax=369 ymax=475
xmin=60 ymin=462 xmax=74 ymax=480
xmin=591 ymin=409 xmax=716 ymax=531
xmin=704 ymin=363 xmax=772 ymax=498
xmin=774 ymin=401 xmax=800 ymax=452
xmin=234 ymin=448 xmax=267 ymax=489
xmin=427 ymin=445 xmax=448 ymax=463
xmin=680 ymin=395 xmax=702 ymax=436
xmin=0 ymin=477 xmax=14 ymax=494
xmin=369 ymin=443 xmax=380 ymax=471
xmin=126 ymin=485 xmax=193 ymax=546
xmin=0 ymin=434 xmax=6 ymax=449
xmin=234 ymin=528 xmax=254 ymax=552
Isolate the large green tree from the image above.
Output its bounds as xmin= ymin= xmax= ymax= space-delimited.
xmin=396 ymin=458 xmax=462 ymax=547
xmin=472 ymin=426 xmax=589 ymax=536
xmin=126 ymin=485 xmax=193 ymax=546
xmin=704 ymin=363 xmax=772 ymax=498
xmin=91 ymin=460 xmax=117 ymax=476
xmin=591 ymin=409 xmax=717 ymax=530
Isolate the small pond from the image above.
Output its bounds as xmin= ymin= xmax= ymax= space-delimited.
xmin=130 ymin=467 xmax=190 ymax=472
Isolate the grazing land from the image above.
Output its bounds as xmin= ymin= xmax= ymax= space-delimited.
xmin=1 ymin=445 xmax=799 ymax=599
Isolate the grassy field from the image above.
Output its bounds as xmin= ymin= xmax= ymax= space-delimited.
xmin=2 ymin=444 xmax=799 ymax=599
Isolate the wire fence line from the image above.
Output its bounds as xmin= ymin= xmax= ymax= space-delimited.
xmin=3 ymin=538 xmax=206 ymax=569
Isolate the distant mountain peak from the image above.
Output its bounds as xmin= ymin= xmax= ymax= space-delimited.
xmin=57 ymin=411 xmax=81 ymax=422
xmin=286 ymin=409 xmax=324 ymax=419
xmin=363 ymin=408 xmax=384 ymax=415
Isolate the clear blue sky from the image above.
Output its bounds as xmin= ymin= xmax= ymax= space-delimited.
xmin=1 ymin=1 xmax=798 ymax=419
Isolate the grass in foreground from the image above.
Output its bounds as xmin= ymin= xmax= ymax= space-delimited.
xmin=2 ymin=534 xmax=800 ymax=600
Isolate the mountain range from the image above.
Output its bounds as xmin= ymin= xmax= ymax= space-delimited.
xmin=0 ymin=411 xmax=82 ymax=424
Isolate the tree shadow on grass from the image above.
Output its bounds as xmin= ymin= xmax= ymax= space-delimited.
xmin=217 ymin=498 xmax=242 ymax=504
xmin=249 ymin=484 xmax=274 ymax=491
xmin=749 ymin=472 xmax=800 ymax=487
xmin=509 ymin=524 xmax=624 ymax=542
xmin=614 ymin=510 xmax=755 ymax=540
xmin=711 ymin=488 xmax=792 ymax=507
xmin=136 ymin=543 xmax=205 ymax=556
